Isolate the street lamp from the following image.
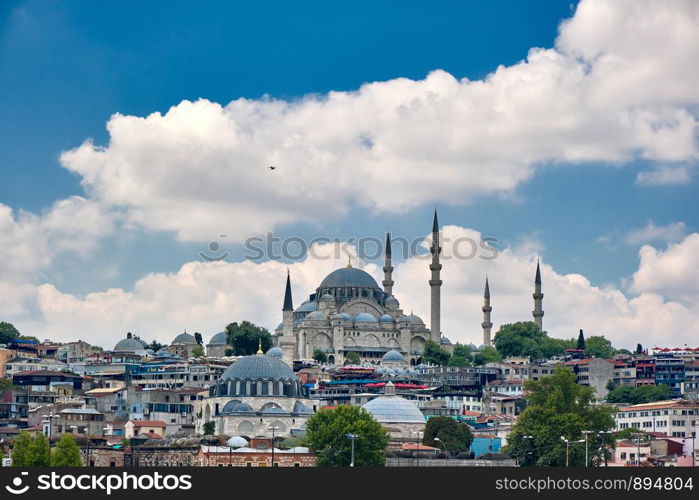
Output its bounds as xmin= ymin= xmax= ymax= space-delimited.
xmin=433 ymin=437 xmax=447 ymax=457
xmin=268 ymin=425 xmax=282 ymax=468
xmin=346 ymin=433 xmax=359 ymax=467
xmin=582 ymin=430 xmax=593 ymax=466
xmin=560 ymin=436 xmax=585 ymax=467
xmin=522 ymin=435 xmax=534 ymax=466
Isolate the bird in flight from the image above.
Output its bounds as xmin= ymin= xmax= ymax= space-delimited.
xmin=269 ymin=165 xmax=276 ymax=170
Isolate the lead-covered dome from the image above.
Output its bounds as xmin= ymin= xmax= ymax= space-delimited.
xmin=354 ymin=312 xmax=377 ymax=323
xmin=319 ymin=267 xmax=380 ymax=289
xmin=173 ymin=332 xmax=197 ymax=344
xmin=266 ymin=347 xmax=283 ymax=359
xmin=362 ymin=395 xmax=425 ymax=423
xmin=212 ymin=353 xmax=303 ymax=398
xmin=114 ymin=335 xmax=147 ymax=354
xmin=208 ymin=331 xmax=227 ymax=345
xmin=382 ymin=350 xmax=405 ymax=362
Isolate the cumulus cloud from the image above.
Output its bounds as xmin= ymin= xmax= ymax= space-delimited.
xmin=625 ymin=221 xmax=687 ymax=245
xmin=4 ymin=226 xmax=698 ymax=350
xmin=58 ymin=0 xmax=699 ymax=242
xmin=630 ymin=233 xmax=699 ymax=305
xmin=636 ymin=165 xmax=693 ymax=186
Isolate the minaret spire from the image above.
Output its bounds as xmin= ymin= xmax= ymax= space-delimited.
xmin=532 ymin=260 xmax=544 ymax=330
xmin=283 ymin=269 xmax=293 ymax=311
xmin=382 ymin=232 xmax=394 ymax=297
xmin=429 ymin=210 xmax=442 ymax=342
xmin=482 ymin=277 xmax=492 ymax=345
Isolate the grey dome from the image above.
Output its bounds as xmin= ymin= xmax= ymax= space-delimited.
xmin=173 ymin=332 xmax=197 ymax=344
xmin=339 ymin=313 xmax=352 ymax=321
xmin=292 ymin=401 xmax=313 ymax=415
xmin=266 ymin=347 xmax=283 ymax=359
xmin=114 ymin=337 xmax=146 ymax=353
xmin=304 ymin=311 xmax=327 ymax=321
xmin=214 ymin=354 xmax=303 ymax=398
xmin=220 ymin=354 xmax=296 ymax=382
xmin=441 ymin=336 xmax=452 ymax=345
xmin=378 ymin=314 xmax=394 ymax=323
xmin=208 ymin=331 xmax=227 ymax=345
xmin=362 ymin=395 xmax=425 ymax=424
xmin=382 ymin=350 xmax=405 ymax=362
xmin=385 ymin=295 xmax=399 ymax=305
xmin=319 ymin=293 xmax=335 ymax=302
xmin=407 ymin=314 xmax=424 ymax=325
xmin=138 ymin=338 xmax=148 ymax=347
xmin=319 ymin=267 xmax=380 ymax=289
xmin=294 ymin=301 xmax=318 ymax=313
xmin=354 ymin=312 xmax=377 ymax=323
xmin=220 ymin=400 xmax=254 ymax=415
xmin=275 ymin=322 xmax=283 ymax=330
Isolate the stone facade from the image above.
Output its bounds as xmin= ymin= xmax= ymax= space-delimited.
xmin=196 ymin=446 xmax=316 ymax=467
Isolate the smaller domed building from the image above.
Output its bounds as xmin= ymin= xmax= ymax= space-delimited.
xmin=361 ymin=381 xmax=425 ymax=443
xmin=381 ymin=349 xmax=407 ymax=369
xmin=206 ymin=331 xmax=228 ymax=357
xmin=198 ymin=347 xmax=316 ymax=438
xmin=169 ymin=331 xmax=198 ymax=359
xmin=113 ymin=332 xmax=148 ymax=357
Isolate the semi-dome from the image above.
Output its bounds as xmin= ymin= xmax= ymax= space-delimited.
xmin=378 ymin=314 xmax=394 ymax=323
xmin=382 ymin=350 xmax=405 ymax=362
xmin=304 ymin=311 xmax=327 ymax=321
xmin=319 ymin=267 xmax=380 ymax=289
xmin=362 ymin=394 xmax=424 ymax=424
xmin=319 ymin=293 xmax=335 ymax=302
xmin=220 ymin=400 xmax=255 ymax=415
xmin=339 ymin=313 xmax=352 ymax=321
xmin=208 ymin=331 xmax=227 ymax=345
xmin=294 ymin=301 xmax=318 ymax=313
xmin=173 ymin=332 xmax=197 ymax=344
xmin=266 ymin=347 xmax=283 ymax=359
xmin=292 ymin=401 xmax=313 ymax=415
xmin=114 ymin=337 xmax=146 ymax=353
xmin=354 ymin=312 xmax=377 ymax=323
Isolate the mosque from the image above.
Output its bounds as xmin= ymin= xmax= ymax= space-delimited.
xmin=273 ymin=211 xmax=545 ymax=367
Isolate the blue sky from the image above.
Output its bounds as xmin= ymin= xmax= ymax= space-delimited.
xmin=1 ymin=0 xmax=697 ymax=347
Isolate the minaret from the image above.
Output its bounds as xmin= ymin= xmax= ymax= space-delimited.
xmin=280 ymin=270 xmax=296 ymax=365
xmin=481 ymin=277 xmax=493 ymax=345
xmin=532 ymin=260 xmax=544 ymax=330
xmin=382 ymin=232 xmax=394 ymax=296
xmin=429 ymin=210 xmax=442 ymax=342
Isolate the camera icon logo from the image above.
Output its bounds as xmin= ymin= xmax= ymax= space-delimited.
xmin=5 ymin=472 xmax=29 ymax=495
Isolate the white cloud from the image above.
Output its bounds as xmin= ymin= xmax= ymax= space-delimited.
xmin=5 ymin=227 xmax=699 ymax=351
xmin=630 ymin=233 xmax=699 ymax=305
xmin=625 ymin=221 xmax=687 ymax=245
xmin=58 ymin=0 xmax=699 ymax=243
xmin=636 ymin=165 xmax=693 ymax=186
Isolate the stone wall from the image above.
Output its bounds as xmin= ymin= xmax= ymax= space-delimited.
xmin=386 ymin=458 xmax=517 ymax=467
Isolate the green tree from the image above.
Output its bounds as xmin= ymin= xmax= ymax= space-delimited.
xmin=147 ymin=340 xmax=166 ymax=352
xmin=11 ymin=431 xmax=33 ymax=466
xmin=312 ymin=349 xmax=328 ymax=364
xmin=576 ymin=329 xmax=586 ymax=350
xmin=448 ymin=343 xmax=472 ymax=367
xmin=424 ymin=339 xmax=450 ymax=366
xmin=305 ymin=405 xmax=389 ymax=466
xmin=422 ymin=416 xmax=473 ymax=456
xmin=504 ymin=366 xmax=615 ymax=466
xmin=191 ymin=345 xmax=205 ymax=358
xmin=635 ymin=343 xmax=643 ymax=355
xmin=202 ymin=421 xmax=216 ymax=436
xmin=540 ymin=336 xmax=576 ymax=358
xmin=0 ymin=377 xmax=15 ymax=392
xmin=0 ymin=321 xmax=21 ymax=344
xmin=345 ymin=352 xmax=361 ymax=364
xmin=585 ymin=336 xmax=614 ymax=359
xmin=224 ymin=348 xmax=234 ymax=356
xmin=472 ymin=345 xmax=502 ymax=365
xmin=51 ymin=434 xmax=83 ymax=466
xmin=615 ymin=427 xmax=645 ymax=440
xmin=606 ymin=384 xmax=670 ymax=404
xmin=225 ymin=321 xmax=272 ymax=355
xmin=494 ymin=322 xmax=546 ymax=359
xmin=23 ymin=433 xmax=50 ymax=466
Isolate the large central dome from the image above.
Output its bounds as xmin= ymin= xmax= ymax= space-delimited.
xmin=319 ymin=267 xmax=380 ymax=289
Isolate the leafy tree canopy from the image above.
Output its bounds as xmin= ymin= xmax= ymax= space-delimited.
xmin=0 ymin=321 xmax=21 ymax=344
xmin=615 ymin=427 xmax=646 ymax=440
xmin=191 ymin=345 xmax=205 ymax=358
xmin=606 ymin=384 xmax=670 ymax=404
xmin=202 ymin=421 xmax=216 ymax=436
xmin=584 ymin=336 xmax=615 ymax=359
xmin=576 ymin=330 xmax=586 ymax=350
xmin=424 ymin=339 xmax=450 ymax=366
xmin=473 ymin=345 xmax=502 ymax=365
xmin=0 ymin=378 xmax=15 ymax=392
xmin=51 ymin=433 xmax=83 ymax=466
xmin=422 ymin=416 xmax=473 ymax=455
xmin=345 ymin=352 xmax=361 ymax=365
xmin=146 ymin=340 xmax=166 ymax=352
xmin=225 ymin=321 xmax=272 ymax=355
xmin=504 ymin=366 xmax=616 ymax=466
xmin=313 ymin=349 xmax=328 ymax=364
xmin=305 ymin=405 xmax=389 ymax=466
